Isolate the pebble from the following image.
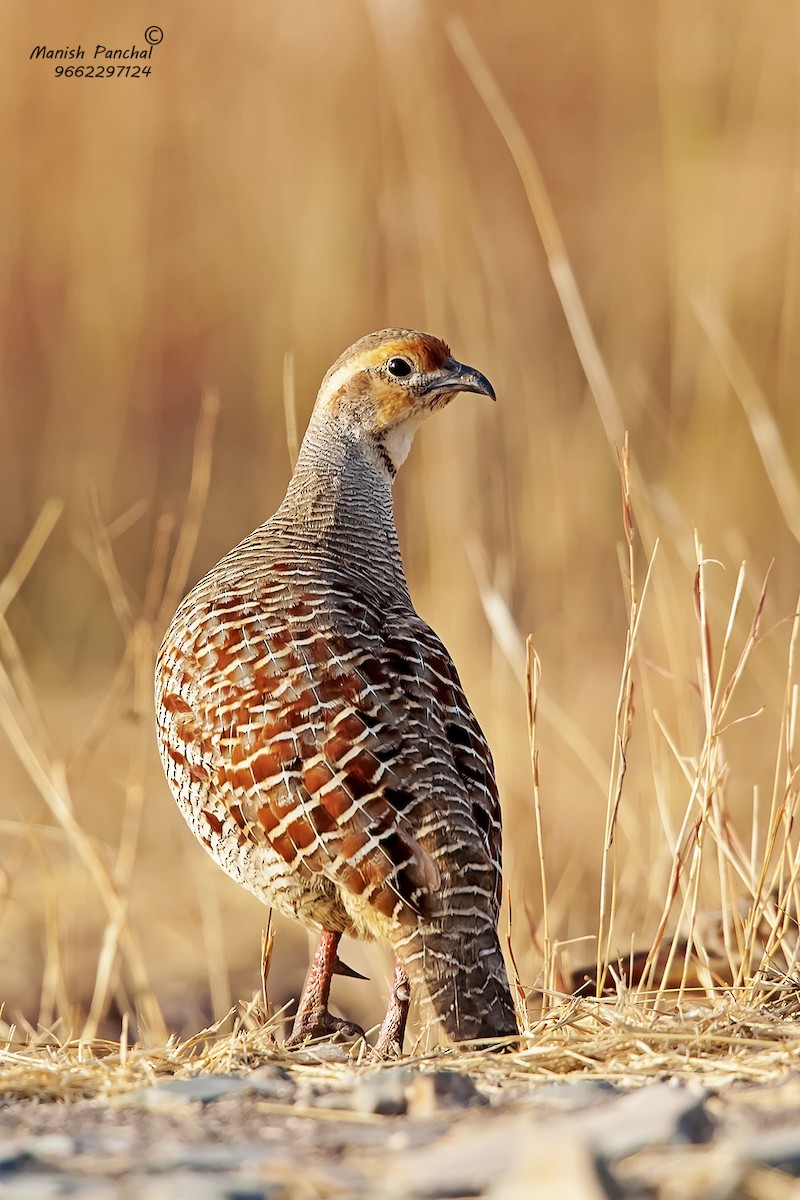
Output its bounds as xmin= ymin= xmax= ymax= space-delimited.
xmin=289 ymin=1043 xmax=352 ymax=1065
xmin=116 ymin=1070 xmax=299 ymax=1111
xmin=150 ymin=1140 xmax=272 ymax=1173
xmin=247 ymin=1064 xmax=297 ymax=1102
xmin=117 ymin=1075 xmax=251 ymax=1109
xmin=0 ymin=1134 xmax=76 ymax=1170
xmin=488 ymin=1138 xmax=612 ymax=1200
xmin=315 ymin=1066 xmax=489 ymax=1117
xmin=729 ymin=1125 xmax=800 ymax=1170
xmin=523 ymin=1080 xmax=619 ymax=1109
xmin=0 ymin=1141 xmax=31 ymax=1172
xmin=406 ymin=1070 xmax=486 ymax=1118
xmin=351 ymin=1068 xmax=412 ymax=1116
xmin=0 ymin=1182 xmax=120 ymax=1200
xmin=548 ymin=1080 xmax=713 ymax=1158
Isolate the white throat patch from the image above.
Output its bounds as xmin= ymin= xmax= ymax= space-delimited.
xmin=382 ymin=417 xmax=422 ymax=473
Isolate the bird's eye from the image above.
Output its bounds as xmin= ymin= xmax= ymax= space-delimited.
xmin=386 ymin=357 xmax=413 ymax=379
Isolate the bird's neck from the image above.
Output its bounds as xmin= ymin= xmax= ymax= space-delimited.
xmin=274 ymin=412 xmax=411 ymax=601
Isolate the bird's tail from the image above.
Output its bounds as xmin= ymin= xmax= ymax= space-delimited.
xmin=398 ymin=920 xmax=519 ymax=1043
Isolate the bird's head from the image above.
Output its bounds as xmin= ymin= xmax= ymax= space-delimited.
xmin=313 ymin=328 xmax=496 ymax=477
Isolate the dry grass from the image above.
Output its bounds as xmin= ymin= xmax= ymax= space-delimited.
xmin=2 ymin=0 xmax=800 ymax=1091
xmin=4 ymin=994 xmax=800 ymax=1104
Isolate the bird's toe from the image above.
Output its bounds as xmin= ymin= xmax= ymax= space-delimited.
xmin=284 ymin=1008 xmax=364 ymax=1048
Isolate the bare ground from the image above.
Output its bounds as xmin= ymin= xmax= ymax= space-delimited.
xmin=3 ymin=1013 xmax=800 ymax=1199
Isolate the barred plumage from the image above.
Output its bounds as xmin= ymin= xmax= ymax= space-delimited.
xmin=155 ymin=329 xmax=518 ymax=1050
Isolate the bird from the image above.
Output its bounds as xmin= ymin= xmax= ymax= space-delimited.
xmin=155 ymin=328 xmax=519 ymax=1053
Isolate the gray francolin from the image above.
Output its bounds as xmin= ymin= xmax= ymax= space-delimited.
xmin=155 ymin=329 xmax=518 ymax=1052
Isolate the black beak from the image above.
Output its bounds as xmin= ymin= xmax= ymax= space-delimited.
xmin=424 ymin=357 xmax=496 ymax=402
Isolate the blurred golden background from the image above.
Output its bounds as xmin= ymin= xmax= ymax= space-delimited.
xmin=2 ymin=0 xmax=799 ymax=1040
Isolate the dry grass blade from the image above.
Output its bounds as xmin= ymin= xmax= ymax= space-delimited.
xmin=0 ymin=505 xmax=167 ymax=1040
xmin=468 ymin=540 xmax=608 ymax=795
xmin=0 ymin=497 xmax=63 ymax=619
xmin=505 ymin=893 xmax=528 ymax=1030
xmin=87 ymin=485 xmax=134 ymax=639
xmin=283 ymin=350 xmax=300 ymax=469
xmin=447 ymin=17 xmax=624 ymax=448
xmin=525 ymin=637 xmax=551 ymax=1001
xmin=740 ymin=592 xmax=800 ymax=990
xmin=78 ymin=486 xmax=184 ymax=1040
xmin=66 ymin=647 xmax=134 ymax=782
xmin=0 ymin=503 xmax=64 ymax=745
xmin=158 ymin=388 xmax=220 ymax=630
xmin=82 ymin=620 xmax=155 ymax=1042
xmin=596 ymin=437 xmax=658 ymax=995
xmin=695 ymin=296 xmax=800 ymax=545
xmin=261 ymin=912 xmax=275 ymax=1024
xmin=0 ymin=660 xmax=166 ymax=1041
xmin=636 ymin=555 xmax=775 ymax=1002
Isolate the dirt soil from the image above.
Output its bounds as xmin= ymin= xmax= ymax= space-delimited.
xmin=3 ymin=1058 xmax=800 ymax=1198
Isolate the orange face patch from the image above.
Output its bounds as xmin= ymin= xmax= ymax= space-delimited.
xmin=321 ymin=332 xmax=453 ymax=426
xmin=366 ymin=376 xmax=418 ymax=426
xmin=356 ymin=334 xmax=450 ymax=374
xmin=326 ymin=329 xmax=451 ymax=380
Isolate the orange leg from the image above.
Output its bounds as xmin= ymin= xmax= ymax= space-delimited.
xmin=374 ymin=961 xmax=411 ymax=1057
xmin=285 ymin=929 xmax=364 ymax=1047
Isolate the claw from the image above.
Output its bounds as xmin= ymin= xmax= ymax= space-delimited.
xmin=332 ymin=957 xmax=369 ymax=981
xmin=285 ymin=1008 xmax=365 ymax=1048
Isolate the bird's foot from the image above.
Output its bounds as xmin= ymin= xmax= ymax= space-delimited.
xmin=373 ymin=962 xmax=410 ymax=1058
xmin=285 ymin=1006 xmax=365 ymax=1049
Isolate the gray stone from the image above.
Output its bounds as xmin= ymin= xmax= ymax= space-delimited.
xmin=547 ymin=1081 xmax=713 ymax=1159
xmin=246 ymin=1065 xmax=297 ymax=1102
xmin=289 ymin=1043 xmax=352 ymax=1065
xmin=488 ymin=1136 xmax=616 ymax=1200
xmin=0 ymin=1134 xmax=77 ymax=1172
xmin=0 ymin=1181 xmax=119 ymax=1199
xmin=118 ymin=1075 xmax=250 ymax=1109
xmin=22 ymin=1133 xmax=77 ymax=1161
xmin=0 ymin=1141 xmax=30 ymax=1172
xmin=729 ymin=1125 xmax=800 ymax=1170
xmin=379 ymin=1113 xmax=540 ymax=1196
xmin=132 ymin=1176 xmax=285 ymax=1200
xmin=524 ymin=1080 xmax=619 ymax=1109
xmin=421 ymin=1071 xmax=486 ymax=1108
xmin=351 ymin=1069 xmax=412 ymax=1116
xmin=151 ymin=1140 xmax=272 ymax=1172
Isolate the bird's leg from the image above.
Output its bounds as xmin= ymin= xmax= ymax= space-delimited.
xmin=285 ymin=929 xmax=365 ymax=1047
xmin=374 ymin=961 xmax=411 ymax=1057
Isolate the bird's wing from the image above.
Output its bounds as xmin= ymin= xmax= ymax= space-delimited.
xmin=159 ymin=584 xmax=499 ymax=926
xmin=380 ymin=616 xmax=504 ymax=919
